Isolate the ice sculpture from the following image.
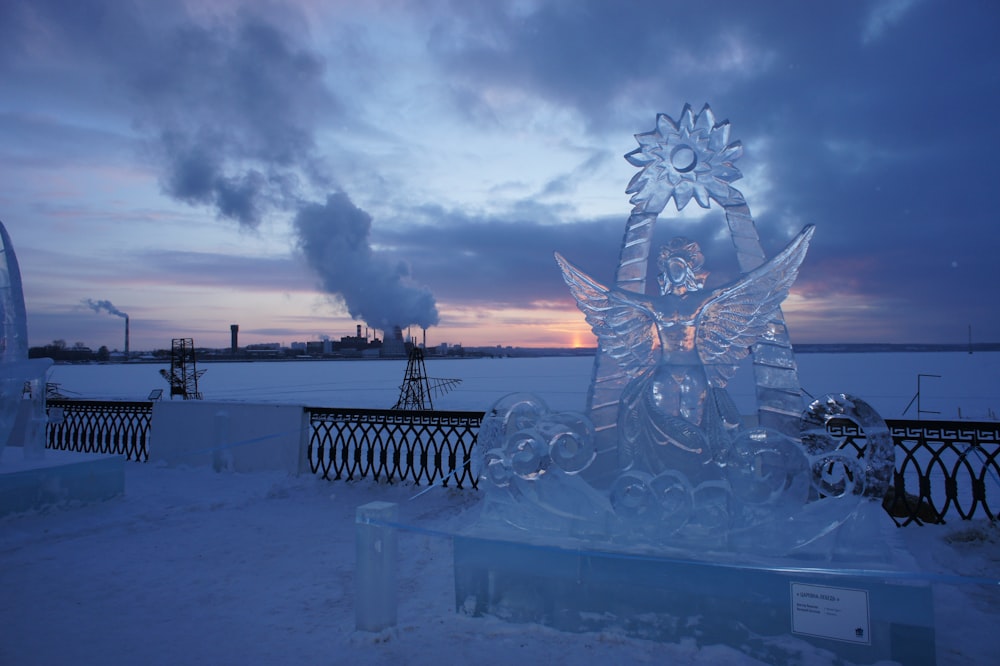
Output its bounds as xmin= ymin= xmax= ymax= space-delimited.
xmin=475 ymin=107 xmax=893 ymax=559
xmin=0 ymin=220 xmax=52 ymax=462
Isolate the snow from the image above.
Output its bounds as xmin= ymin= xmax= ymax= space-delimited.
xmin=47 ymin=352 xmax=1000 ymax=420
xmin=3 ymin=353 xmax=999 ymax=664
xmin=1 ymin=462 xmax=998 ymax=665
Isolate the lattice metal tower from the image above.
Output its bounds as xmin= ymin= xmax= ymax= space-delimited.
xmin=392 ymin=346 xmax=461 ymax=410
xmin=159 ymin=338 xmax=205 ymax=400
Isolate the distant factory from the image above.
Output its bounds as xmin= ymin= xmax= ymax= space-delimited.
xmin=286 ymin=325 xmax=383 ymax=358
xmin=29 ymin=321 xmax=472 ymax=363
xmin=224 ymin=324 xmax=457 ymax=360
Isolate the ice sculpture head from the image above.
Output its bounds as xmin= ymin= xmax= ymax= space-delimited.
xmin=657 ymin=238 xmax=706 ymax=296
xmin=473 ymin=108 xmax=893 ymax=560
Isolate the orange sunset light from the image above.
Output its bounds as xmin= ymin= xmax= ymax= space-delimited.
xmin=436 ymin=302 xmax=595 ymax=348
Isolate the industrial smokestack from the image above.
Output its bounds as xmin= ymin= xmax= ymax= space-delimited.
xmin=356 ymin=324 xmax=362 ymax=339
xmin=230 ymin=324 xmax=239 ymax=355
xmin=83 ymin=299 xmax=129 ymax=355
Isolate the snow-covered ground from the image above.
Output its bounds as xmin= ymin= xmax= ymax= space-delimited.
xmin=4 ymin=352 xmax=998 ymax=664
xmin=47 ymin=352 xmax=1000 ymax=420
xmin=1 ymin=463 xmax=999 ymax=665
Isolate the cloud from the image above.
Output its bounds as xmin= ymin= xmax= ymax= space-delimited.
xmin=538 ymin=150 xmax=610 ymax=198
xmin=131 ymin=250 xmax=315 ymax=292
xmin=371 ymin=202 xmax=750 ymax=309
xmin=427 ymin=1 xmax=790 ymax=132
xmin=862 ymin=0 xmax=923 ymax=44
xmin=119 ymin=9 xmax=442 ymax=331
xmin=129 ymin=15 xmax=335 ymax=227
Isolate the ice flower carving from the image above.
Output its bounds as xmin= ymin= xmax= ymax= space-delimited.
xmin=625 ymin=104 xmax=743 ymax=212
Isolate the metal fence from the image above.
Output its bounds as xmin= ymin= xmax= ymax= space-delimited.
xmin=306 ymin=407 xmax=483 ymax=489
xmin=46 ymin=399 xmax=152 ymax=462
xmin=42 ymin=399 xmax=999 ymax=524
xmin=832 ymin=419 xmax=1000 ymax=526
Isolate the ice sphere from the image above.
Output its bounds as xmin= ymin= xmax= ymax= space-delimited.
xmin=609 ymin=471 xmax=657 ymax=521
xmin=542 ymin=412 xmax=596 ymax=474
xmin=801 ymin=392 xmax=894 ymax=501
xmin=505 ymin=429 xmax=549 ymax=480
xmin=649 ymin=470 xmax=693 ymax=533
xmin=726 ymin=428 xmax=810 ymax=507
xmin=482 ymin=448 xmax=512 ymax=487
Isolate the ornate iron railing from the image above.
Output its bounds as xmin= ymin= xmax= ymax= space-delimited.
xmin=306 ymin=407 xmax=483 ymax=489
xmin=46 ymin=399 xmax=152 ymax=462
xmin=42 ymin=399 xmax=998 ymax=523
xmin=828 ymin=418 xmax=1000 ymax=526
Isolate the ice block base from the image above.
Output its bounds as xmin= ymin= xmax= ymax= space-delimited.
xmin=454 ymin=534 xmax=935 ymax=665
xmin=0 ymin=448 xmax=125 ymax=517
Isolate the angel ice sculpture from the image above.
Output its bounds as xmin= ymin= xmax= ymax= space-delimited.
xmin=476 ymin=106 xmax=893 ymax=558
xmin=555 ymin=224 xmax=814 ymax=485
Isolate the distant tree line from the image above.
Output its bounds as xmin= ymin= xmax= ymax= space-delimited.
xmin=29 ymin=339 xmax=111 ymax=362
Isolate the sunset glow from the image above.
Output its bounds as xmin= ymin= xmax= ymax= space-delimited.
xmin=2 ymin=1 xmax=997 ymax=351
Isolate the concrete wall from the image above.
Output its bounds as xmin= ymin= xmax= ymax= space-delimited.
xmin=150 ymin=401 xmax=309 ymax=474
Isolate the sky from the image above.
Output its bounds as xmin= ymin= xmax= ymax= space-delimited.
xmin=1 ymin=0 xmax=998 ymax=352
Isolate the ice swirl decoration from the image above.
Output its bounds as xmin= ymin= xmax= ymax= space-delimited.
xmin=480 ymin=393 xmax=598 ymax=487
xmin=478 ymin=391 xmax=893 ymax=555
xmin=473 ymin=108 xmax=894 ymax=559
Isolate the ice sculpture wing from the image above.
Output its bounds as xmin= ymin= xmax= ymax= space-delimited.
xmin=555 ymin=252 xmax=658 ymax=376
xmin=696 ymin=225 xmax=815 ymax=386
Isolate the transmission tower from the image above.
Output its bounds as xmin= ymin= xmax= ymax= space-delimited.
xmin=159 ymin=338 xmax=206 ymax=400
xmin=392 ymin=346 xmax=462 ymax=410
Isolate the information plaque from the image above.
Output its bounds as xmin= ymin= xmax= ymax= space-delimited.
xmin=791 ymin=582 xmax=871 ymax=644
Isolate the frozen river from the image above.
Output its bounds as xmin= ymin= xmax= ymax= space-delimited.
xmin=47 ymin=351 xmax=1000 ymax=421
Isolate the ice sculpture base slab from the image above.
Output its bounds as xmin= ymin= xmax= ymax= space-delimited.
xmin=454 ymin=534 xmax=935 ymax=665
xmin=0 ymin=448 xmax=124 ymax=517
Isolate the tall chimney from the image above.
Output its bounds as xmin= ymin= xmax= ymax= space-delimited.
xmin=357 ymin=324 xmax=362 ymax=339
xmin=230 ymin=324 xmax=239 ymax=355
xmin=125 ymin=316 xmax=130 ymax=358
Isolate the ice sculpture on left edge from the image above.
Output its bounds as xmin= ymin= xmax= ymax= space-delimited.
xmin=0 ymin=220 xmax=52 ymax=463
xmin=474 ymin=106 xmax=894 ymax=561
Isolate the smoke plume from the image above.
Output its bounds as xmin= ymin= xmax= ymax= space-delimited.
xmin=126 ymin=13 xmax=439 ymax=331
xmin=294 ymin=194 xmax=439 ymax=330
xmin=83 ymin=299 xmax=128 ymax=319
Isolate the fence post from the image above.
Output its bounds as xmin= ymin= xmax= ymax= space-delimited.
xmin=212 ymin=411 xmax=233 ymax=472
xmin=355 ymin=501 xmax=398 ymax=632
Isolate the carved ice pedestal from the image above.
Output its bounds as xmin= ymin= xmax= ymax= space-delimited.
xmin=0 ymin=448 xmax=125 ymax=517
xmin=454 ymin=533 xmax=935 ymax=665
